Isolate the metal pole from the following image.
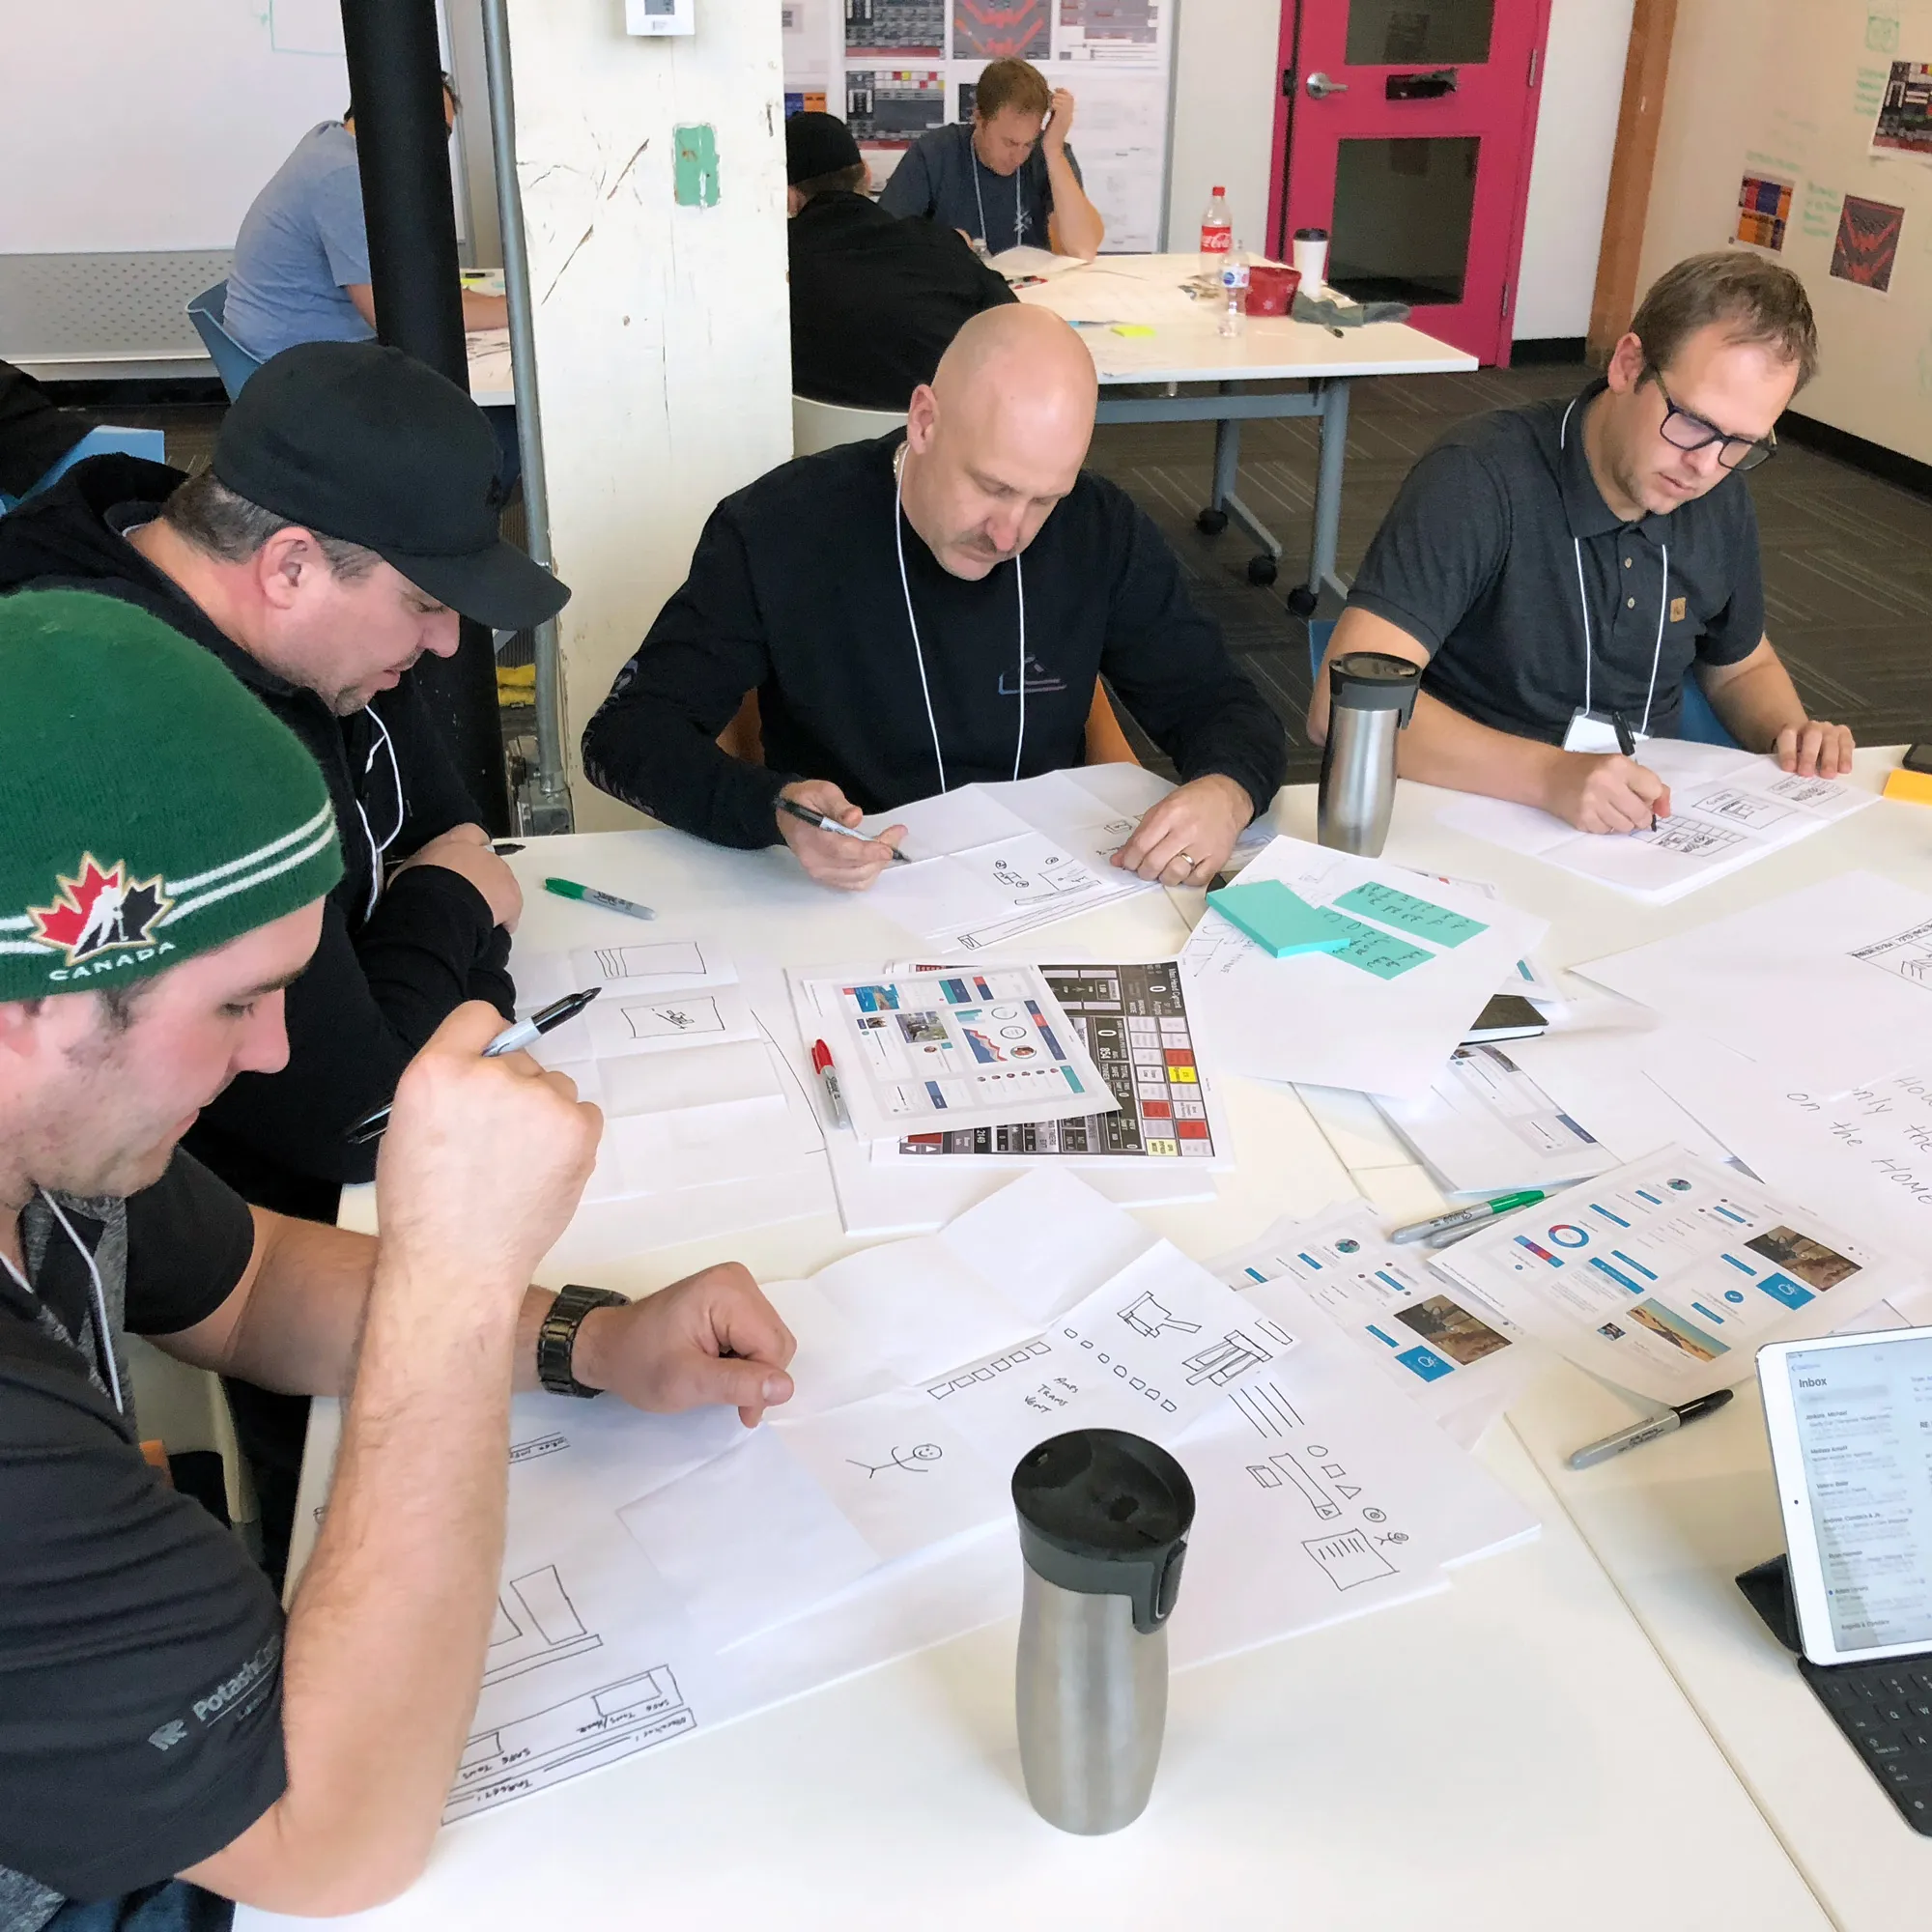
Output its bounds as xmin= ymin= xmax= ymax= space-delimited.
xmin=480 ymin=0 xmax=571 ymax=829
xmin=339 ymin=0 xmax=512 ymax=834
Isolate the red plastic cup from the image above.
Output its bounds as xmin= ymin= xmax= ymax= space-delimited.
xmin=1245 ymin=263 xmax=1301 ymax=318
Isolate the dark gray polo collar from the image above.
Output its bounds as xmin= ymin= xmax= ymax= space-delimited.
xmin=1548 ymin=377 xmax=1675 ymax=545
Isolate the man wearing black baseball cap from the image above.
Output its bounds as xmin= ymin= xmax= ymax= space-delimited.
xmin=785 ymin=109 xmax=1013 ymax=411
xmin=0 ymin=339 xmax=570 ymax=1577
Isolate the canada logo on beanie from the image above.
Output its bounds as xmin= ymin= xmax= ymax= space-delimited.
xmin=29 ymin=856 xmax=176 ymax=976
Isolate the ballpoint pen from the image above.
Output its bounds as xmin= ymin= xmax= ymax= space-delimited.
xmin=1387 ymin=1188 xmax=1548 ymax=1246
xmin=1568 ymin=1389 xmax=1734 ymax=1470
xmin=344 ymin=988 xmax=602 ymax=1145
xmin=775 ymin=796 xmax=911 ymax=863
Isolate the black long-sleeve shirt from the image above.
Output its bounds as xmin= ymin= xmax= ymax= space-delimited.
xmin=0 ymin=456 xmax=514 ymax=1222
xmin=582 ymin=435 xmax=1287 ymax=845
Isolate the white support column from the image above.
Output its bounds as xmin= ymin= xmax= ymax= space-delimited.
xmin=504 ymin=0 xmax=794 ymax=830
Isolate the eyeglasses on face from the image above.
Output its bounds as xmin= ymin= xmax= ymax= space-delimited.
xmin=1648 ymin=373 xmax=1777 ymax=472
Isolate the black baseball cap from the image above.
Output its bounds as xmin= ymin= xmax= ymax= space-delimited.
xmin=785 ymin=110 xmax=862 ymax=185
xmin=211 ymin=340 xmax=570 ymax=632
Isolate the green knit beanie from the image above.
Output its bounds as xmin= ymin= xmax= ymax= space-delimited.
xmin=0 ymin=589 xmax=343 ymax=1000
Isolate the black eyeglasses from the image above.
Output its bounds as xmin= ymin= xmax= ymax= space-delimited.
xmin=1650 ymin=375 xmax=1777 ymax=472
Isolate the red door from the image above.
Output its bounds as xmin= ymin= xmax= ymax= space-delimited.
xmin=1266 ymin=0 xmax=1551 ymax=364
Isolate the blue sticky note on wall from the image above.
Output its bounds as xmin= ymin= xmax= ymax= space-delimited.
xmin=1207 ymin=881 xmax=1354 ymax=958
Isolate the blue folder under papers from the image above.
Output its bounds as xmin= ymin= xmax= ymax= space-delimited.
xmin=1206 ymin=880 xmax=1354 ymax=958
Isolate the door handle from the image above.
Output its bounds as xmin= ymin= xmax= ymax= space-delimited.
xmin=1304 ymin=71 xmax=1349 ymax=99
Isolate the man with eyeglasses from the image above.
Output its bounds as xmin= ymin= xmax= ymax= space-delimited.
xmin=1307 ymin=252 xmax=1852 ymax=834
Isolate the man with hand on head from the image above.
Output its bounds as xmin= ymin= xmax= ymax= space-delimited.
xmin=1308 ymin=252 xmax=1852 ymax=833
xmin=786 ymin=109 xmax=1015 ymax=411
xmin=879 ymin=57 xmax=1104 ymax=259
xmin=0 ymin=340 xmax=571 ymax=1579
xmin=582 ymin=304 xmax=1286 ymax=891
xmin=0 ymin=591 xmax=794 ymax=1932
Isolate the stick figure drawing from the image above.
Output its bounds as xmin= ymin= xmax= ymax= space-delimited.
xmin=847 ymin=1443 xmax=945 ymax=1478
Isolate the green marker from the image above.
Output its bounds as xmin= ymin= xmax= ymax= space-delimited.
xmin=1388 ymin=1189 xmax=1548 ymax=1246
xmin=544 ymin=876 xmax=655 ymax=922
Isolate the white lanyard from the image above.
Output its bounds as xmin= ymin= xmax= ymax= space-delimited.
xmin=894 ymin=442 xmax=1027 ymax=794
xmin=971 ymin=139 xmax=1025 ymax=251
xmin=1 ymin=1192 xmax=126 ymax=1415
xmin=1559 ymin=395 xmax=1669 ymax=740
xmin=353 ymin=700 xmax=404 ymax=920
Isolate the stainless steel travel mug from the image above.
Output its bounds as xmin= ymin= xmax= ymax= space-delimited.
xmin=1011 ymin=1430 xmax=1195 ymax=1834
xmin=1318 ymin=650 xmax=1421 ymax=856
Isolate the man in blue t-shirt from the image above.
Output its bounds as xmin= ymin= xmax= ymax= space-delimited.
xmin=225 ymin=76 xmax=507 ymax=363
xmin=878 ymin=57 xmax=1104 ymax=259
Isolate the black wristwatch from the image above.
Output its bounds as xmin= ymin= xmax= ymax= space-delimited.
xmin=536 ymin=1284 xmax=628 ymax=1398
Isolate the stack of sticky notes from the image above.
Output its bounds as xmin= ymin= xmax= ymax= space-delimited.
xmin=1884 ymin=765 xmax=1932 ymax=807
xmin=1205 ymin=880 xmax=1353 ymax=958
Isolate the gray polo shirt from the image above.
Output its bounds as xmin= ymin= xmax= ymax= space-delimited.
xmin=1347 ymin=377 xmax=1766 ymax=744
xmin=877 ymin=122 xmax=1082 ymax=256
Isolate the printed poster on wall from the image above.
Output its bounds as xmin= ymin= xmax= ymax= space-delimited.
xmin=1735 ymin=170 xmax=1794 ymax=250
xmin=785 ymin=0 xmax=1173 ymax=251
xmin=1869 ymin=59 xmax=1932 ymax=164
xmin=1829 ymin=193 xmax=1906 ymax=292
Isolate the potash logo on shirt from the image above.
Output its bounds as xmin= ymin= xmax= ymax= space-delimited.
xmin=26 ymin=854 xmax=175 ymax=980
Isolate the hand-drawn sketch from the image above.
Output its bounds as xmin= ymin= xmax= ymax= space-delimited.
xmin=846 ymin=1443 xmax=944 ymax=1477
xmin=484 ymin=1565 xmax=604 ymax=1688
xmin=1119 ymin=1291 xmax=1203 ymax=1339
xmin=1230 ymin=1380 xmax=1305 ymax=1438
xmin=447 ymin=1666 xmax=695 ymax=1823
xmin=508 ymin=1432 xmax=570 ymax=1467
xmin=622 ymin=997 xmax=725 ymax=1041
xmin=1638 ymin=820 xmax=1747 ymax=860
xmin=1690 ymin=787 xmax=1792 ymax=832
xmin=1181 ymin=1328 xmax=1276 ymax=1387
xmin=1302 ymin=1528 xmax=1399 ymax=1591
xmin=1853 ymin=919 xmax=1932 ymax=990
xmin=591 ymin=941 xmax=708 ymax=982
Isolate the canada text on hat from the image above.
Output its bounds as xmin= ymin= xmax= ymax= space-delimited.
xmin=0 ymin=590 xmax=343 ymax=999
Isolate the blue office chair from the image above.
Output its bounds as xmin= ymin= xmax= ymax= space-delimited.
xmin=0 ymin=424 xmax=168 ymax=516
xmin=186 ymin=283 xmax=265 ymax=401
xmin=1309 ymin=616 xmax=1739 ymax=749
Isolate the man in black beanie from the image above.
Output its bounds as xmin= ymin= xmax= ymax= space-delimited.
xmin=786 ymin=109 xmax=1015 ymax=412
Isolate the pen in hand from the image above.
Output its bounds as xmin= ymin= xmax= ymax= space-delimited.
xmin=345 ymin=988 xmax=602 ymax=1146
xmin=1608 ymin=708 xmax=1659 ymax=832
xmin=775 ymin=795 xmax=912 ymax=863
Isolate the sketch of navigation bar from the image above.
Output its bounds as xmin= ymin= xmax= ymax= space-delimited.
xmin=446 ymin=1666 xmax=696 ymax=1822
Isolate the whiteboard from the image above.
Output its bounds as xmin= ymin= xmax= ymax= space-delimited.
xmin=0 ymin=0 xmax=451 ymax=257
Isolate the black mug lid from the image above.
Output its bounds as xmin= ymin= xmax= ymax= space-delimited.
xmin=1328 ymin=650 xmax=1421 ymax=717
xmin=1012 ymin=1430 xmax=1195 ymax=1634
xmin=1293 ymin=226 xmax=1331 ymax=241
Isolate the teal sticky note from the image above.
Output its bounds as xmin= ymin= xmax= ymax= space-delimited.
xmin=1323 ymin=918 xmax=1434 ymax=979
xmin=1207 ymin=881 xmax=1353 ymax=958
xmin=1333 ymin=880 xmax=1488 ymax=948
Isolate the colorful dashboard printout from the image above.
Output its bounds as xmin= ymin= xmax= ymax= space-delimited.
xmin=1870 ymin=59 xmax=1932 ymax=161
xmin=895 ymin=962 xmax=1219 ymax=1161
xmin=791 ymin=963 xmax=1118 ymax=1144
xmin=952 ymin=0 xmax=1045 ymax=60
xmin=1428 ymin=1150 xmax=1909 ymax=1404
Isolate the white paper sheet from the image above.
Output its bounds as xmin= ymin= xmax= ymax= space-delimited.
xmin=1427 ymin=1148 xmax=1915 ymax=1403
xmin=1374 ymin=1042 xmax=1619 ymax=1195
xmin=1180 ymin=837 xmax=1548 ymax=1099
xmin=1648 ymin=1037 xmax=1932 ymax=1273
xmin=1211 ymin=1202 xmax=1546 ymax=1431
xmin=1573 ymin=870 xmax=1932 ymax=1094
xmin=789 ymin=962 xmax=1119 ymax=1141
xmin=1436 ymin=744 xmax=1875 ymax=904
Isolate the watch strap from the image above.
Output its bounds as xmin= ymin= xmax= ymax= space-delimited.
xmin=536 ymin=1284 xmax=628 ymax=1398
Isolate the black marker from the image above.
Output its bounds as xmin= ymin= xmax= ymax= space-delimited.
xmin=345 ymin=988 xmax=601 ymax=1146
xmin=1610 ymin=708 xmax=1656 ymax=831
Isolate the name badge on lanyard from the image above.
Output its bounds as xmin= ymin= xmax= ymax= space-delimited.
xmin=1563 ymin=709 xmax=1647 ymax=755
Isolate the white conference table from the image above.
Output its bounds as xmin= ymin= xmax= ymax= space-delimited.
xmin=1017 ymin=253 xmax=1476 ymax=610
xmin=244 ymin=747 xmax=1932 ymax=1931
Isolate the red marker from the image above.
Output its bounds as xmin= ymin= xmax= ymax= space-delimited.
xmin=810 ymin=1038 xmax=850 ymax=1128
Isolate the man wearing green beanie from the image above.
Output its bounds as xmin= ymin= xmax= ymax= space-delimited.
xmin=0 ymin=592 xmax=796 ymax=1930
